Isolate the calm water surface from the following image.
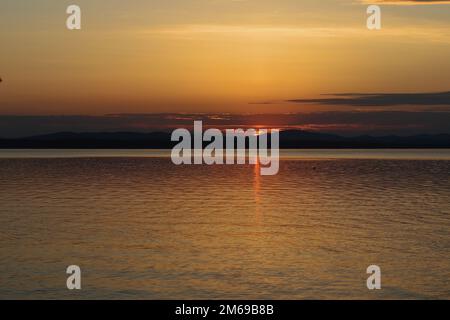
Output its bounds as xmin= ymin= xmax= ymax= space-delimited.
xmin=0 ymin=149 xmax=449 ymax=299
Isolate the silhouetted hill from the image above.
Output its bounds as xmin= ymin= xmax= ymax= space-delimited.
xmin=0 ymin=130 xmax=449 ymax=148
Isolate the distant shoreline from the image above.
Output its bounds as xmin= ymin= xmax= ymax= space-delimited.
xmin=1 ymin=130 xmax=449 ymax=149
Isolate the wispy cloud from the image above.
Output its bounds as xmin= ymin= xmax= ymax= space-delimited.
xmin=141 ymin=24 xmax=450 ymax=43
xmin=361 ymin=0 xmax=450 ymax=5
xmin=143 ymin=25 xmax=359 ymax=38
xmin=288 ymin=91 xmax=450 ymax=107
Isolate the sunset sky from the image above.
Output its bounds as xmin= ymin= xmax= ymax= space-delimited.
xmin=0 ymin=0 xmax=449 ymax=136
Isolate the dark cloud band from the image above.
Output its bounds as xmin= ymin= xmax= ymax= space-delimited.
xmin=288 ymin=91 xmax=450 ymax=107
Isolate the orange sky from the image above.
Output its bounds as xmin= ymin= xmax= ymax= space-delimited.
xmin=1 ymin=0 xmax=450 ymax=115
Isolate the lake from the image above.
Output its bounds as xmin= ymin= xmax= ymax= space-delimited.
xmin=0 ymin=149 xmax=449 ymax=299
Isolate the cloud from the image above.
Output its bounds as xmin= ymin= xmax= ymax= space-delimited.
xmin=143 ymin=25 xmax=361 ymax=38
xmin=139 ymin=24 xmax=450 ymax=45
xmin=142 ymin=23 xmax=450 ymax=42
xmin=288 ymin=91 xmax=450 ymax=107
xmin=0 ymin=111 xmax=449 ymax=138
xmin=362 ymin=0 xmax=450 ymax=4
